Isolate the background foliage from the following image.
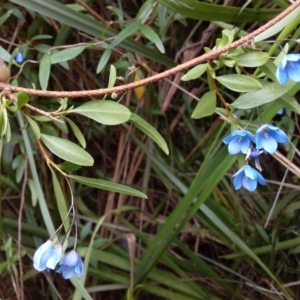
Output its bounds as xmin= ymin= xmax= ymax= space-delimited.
xmin=1 ymin=0 xmax=300 ymax=299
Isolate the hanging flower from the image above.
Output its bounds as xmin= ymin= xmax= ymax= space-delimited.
xmin=256 ymin=124 xmax=288 ymax=154
xmin=276 ymin=54 xmax=300 ymax=85
xmin=232 ymin=165 xmax=266 ymax=192
xmin=56 ymin=249 xmax=84 ymax=279
xmin=33 ymin=240 xmax=63 ymax=271
xmin=223 ymin=130 xmax=255 ymax=154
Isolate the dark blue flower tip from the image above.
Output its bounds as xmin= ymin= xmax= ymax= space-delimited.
xmin=33 ymin=240 xmax=63 ymax=271
xmin=276 ymin=54 xmax=300 ymax=85
xmin=246 ymin=149 xmax=264 ymax=159
xmin=15 ymin=52 xmax=25 ymax=64
xmin=223 ymin=129 xmax=255 ymax=155
xmin=277 ymin=107 xmax=285 ymax=116
xmin=232 ymin=165 xmax=266 ymax=192
xmin=245 ymin=149 xmax=264 ymax=171
xmin=56 ymin=250 xmax=84 ymax=279
xmin=256 ymin=124 xmax=288 ymax=154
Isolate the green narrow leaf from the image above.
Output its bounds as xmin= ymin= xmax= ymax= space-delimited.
xmin=40 ymin=134 xmax=94 ymax=166
xmin=31 ymin=34 xmax=53 ymax=41
xmin=276 ymin=95 xmax=300 ymax=114
xmin=28 ymin=179 xmax=38 ymax=207
xmin=157 ymin=0 xmax=281 ymax=22
xmin=110 ymin=21 xmax=140 ymax=48
xmin=231 ymin=81 xmax=295 ymax=109
xmin=17 ymin=92 xmax=29 ymax=109
xmin=0 ymin=45 xmax=11 ymax=62
xmin=235 ymin=52 xmax=269 ymax=67
xmin=129 ymin=113 xmax=169 ymax=155
xmin=57 ymin=161 xmax=82 ymax=172
xmin=49 ymin=167 xmax=70 ymax=232
xmin=39 ymin=53 xmax=51 ymax=90
xmin=4 ymin=116 xmax=10 ymax=143
xmin=12 ymin=154 xmax=22 ymax=170
xmin=108 ymin=65 xmax=117 ymax=88
xmin=65 ymin=117 xmax=86 ymax=148
xmin=69 ymin=175 xmax=147 ymax=199
xmin=70 ymin=100 xmax=131 ymax=125
xmin=25 ymin=116 xmax=41 ymax=139
xmin=0 ymin=10 xmax=12 ymax=26
xmin=216 ymin=74 xmax=262 ymax=92
xmin=16 ymin=155 xmax=25 ymax=183
xmin=191 ymin=91 xmax=216 ymax=119
xmin=254 ymin=6 xmax=300 ymax=42
xmin=139 ymin=24 xmax=165 ymax=54
xmin=181 ymin=64 xmax=207 ymax=81
xmin=51 ymin=45 xmax=85 ymax=64
xmin=71 ymin=277 xmax=93 ymax=300
xmin=16 ymin=111 xmax=55 ymax=234
xmin=96 ymin=49 xmax=112 ymax=74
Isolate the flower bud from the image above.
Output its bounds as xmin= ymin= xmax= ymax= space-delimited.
xmin=15 ymin=52 xmax=25 ymax=64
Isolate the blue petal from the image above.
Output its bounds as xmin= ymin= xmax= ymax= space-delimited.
xmin=279 ymin=55 xmax=288 ymax=68
xmin=256 ymin=171 xmax=266 ymax=185
xmin=256 ymin=132 xmax=263 ymax=149
xmin=286 ymin=54 xmax=300 ymax=62
xmin=276 ymin=68 xmax=288 ymax=85
xmin=261 ymin=136 xmax=277 ymax=153
xmin=276 ymin=57 xmax=288 ymax=85
xmin=268 ymin=129 xmax=288 ymax=143
xmin=235 ymin=130 xmax=248 ymax=137
xmin=39 ymin=247 xmax=55 ymax=270
xmin=245 ymin=132 xmax=256 ymax=143
xmin=232 ymin=166 xmax=245 ymax=190
xmin=286 ymin=61 xmax=300 ymax=82
xmin=223 ymin=132 xmax=235 ymax=144
xmin=240 ymin=137 xmax=251 ymax=154
xmin=266 ymin=124 xmax=279 ymax=131
xmin=277 ymin=107 xmax=285 ymax=115
xmin=61 ymin=265 xmax=75 ymax=279
xmin=242 ymin=176 xmax=257 ymax=192
xmin=62 ymin=250 xmax=79 ymax=267
xmin=75 ymin=258 xmax=84 ymax=278
xmin=249 ymin=149 xmax=263 ymax=158
xmin=244 ymin=165 xmax=256 ymax=180
xmin=256 ymin=124 xmax=268 ymax=133
xmin=228 ymin=137 xmax=243 ymax=154
xmin=33 ymin=240 xmax=53 ymax=271
xmin=46 ymin=245 xmax=62 ymax=269
xmin=233 ymin=175 xmax=243 ymax=190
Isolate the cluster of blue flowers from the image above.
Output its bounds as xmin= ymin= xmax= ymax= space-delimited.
xmin=33 ymin=239 xmax=84 ymax=279
xmin=223 ymin=124 xmax=288 ymax=192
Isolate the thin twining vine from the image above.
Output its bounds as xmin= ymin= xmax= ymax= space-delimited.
xmin=0 ymin=0 xmax=299 ymax=99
